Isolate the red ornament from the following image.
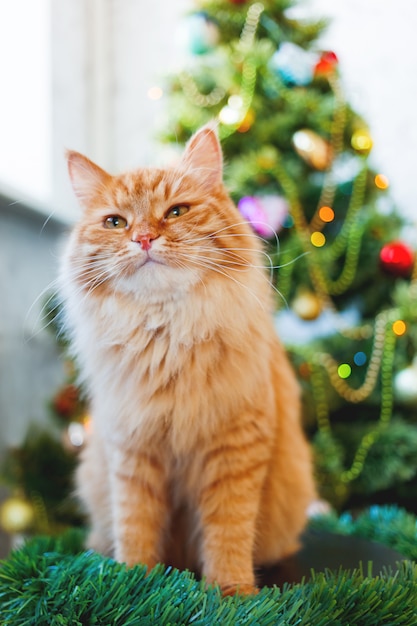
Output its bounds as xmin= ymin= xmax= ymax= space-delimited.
xmin=314 ymin=51 xmax=338 ymax=76
xmin=53 ymin=384 xmax=80 ymax=418
xmin=380 ymin=241 xmax=415 ymax=277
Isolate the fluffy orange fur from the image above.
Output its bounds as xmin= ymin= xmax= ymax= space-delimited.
xmin=60 ymin=125 xmax=316 ymax=595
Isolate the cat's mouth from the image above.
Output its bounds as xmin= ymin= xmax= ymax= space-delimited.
xmin=137 ymin=251 xmax=165 ymax=268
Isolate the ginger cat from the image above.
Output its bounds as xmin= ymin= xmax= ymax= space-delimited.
xmin=60 ymin=124 xmax=316 ymax=595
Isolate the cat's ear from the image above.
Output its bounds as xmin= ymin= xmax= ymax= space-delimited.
xmin=181 ymin=123 xmax=223 ymax=188
xmin=66 ymin=150 xmax=111 ymax=209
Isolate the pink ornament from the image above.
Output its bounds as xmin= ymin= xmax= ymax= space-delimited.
xmin=238 ymin=195 xmax=289 ymax=237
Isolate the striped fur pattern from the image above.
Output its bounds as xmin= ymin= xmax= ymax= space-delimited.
xmin=60 ymin=125 xmax=316 ymax=595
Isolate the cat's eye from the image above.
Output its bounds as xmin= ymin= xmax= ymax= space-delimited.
xmin=103 ymin=216 xmax=128 ymax=229
xmin=165 ymin=205 xmax=190 ymax=220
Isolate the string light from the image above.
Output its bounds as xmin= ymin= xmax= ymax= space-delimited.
xmin=147 ymin=86 xmax=163 ymax=100
xmin=291 ymin=309 xmax=400 ymax=484
xmin=351 ymin=128 xmax=373 ymax=154
xmin=274 ymin=145 xmax=368 ymax=299
xmin=338 ymin=364 xmax=351 ymax=379
xmin=319 ymin=206 xmax=335 ymax=222
xmin=220 ymin=60 xmax=257 ymax=137
xmin=219 ymin=104 xmax=243 ymax=125
xmin=311 ymin=231 xmax=326 ymax=247
xmin=179 ymin=72 xmax=226 ymax=107
xmin=392 ymin=320 xmax=407 ymax=336
xmin=237 ymin=109 xmax=255 ymax=133
xmin=353 ymin=351 xmax=367 ymax=366
xmin=272 ymin=75 xmax=373 ymax=347
xmin=239 ymin=2 xmax=264 ymax=49
xmin=375 ymin=173 xmax=389 ymax=190
xmin=310 ymin=74 xmax=346 ymax=232
xmin=340 ymin=322 xmax=396 ymax=483
xmin=179 ymin=3 xmax=264 ymax=132
xmin=315 ymin=311 xmax=391 ymax=404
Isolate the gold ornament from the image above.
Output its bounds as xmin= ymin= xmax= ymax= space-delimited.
xmin=0 ymin=495 xmax=35 ymax=533
xmin=292 ymin=129 xmax=333 ymax=170
xmin=292 ymin=289 xmax=322 ymax=320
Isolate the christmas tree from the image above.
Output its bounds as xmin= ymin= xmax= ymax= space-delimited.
xmin=2 ymin=0 xmax=417 ymax=543
xmin=160 ymin=0 xmax=417 ymax=510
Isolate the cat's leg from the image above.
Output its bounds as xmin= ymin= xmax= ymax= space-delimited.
xmin=197 ymin=423 xmax=270 ymax=596
xmin=76 ymin=433 xmax=114 ymax=556
xmin=109 ymin=445 xmax=169 ymax=570
xmin=251 ymin=346 xmax=316 ymax=566
xmin=254 ymin=423 xmax=316 ymax=566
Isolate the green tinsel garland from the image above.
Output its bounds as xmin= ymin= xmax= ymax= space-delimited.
xmin=1 ymin=506 xmax=417 ymax=625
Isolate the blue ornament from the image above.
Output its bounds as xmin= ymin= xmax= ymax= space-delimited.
xmin=269 ymin=42 xmax=317 ymax=86
xmin=353 ymin=352 xmax=367 ymax=366
xmin=182 ymin=13 xmax=219 ymax=55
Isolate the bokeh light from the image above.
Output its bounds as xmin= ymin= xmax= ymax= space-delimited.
xmin=147 ymin=86 xmax=163 ymax=100
xmin=375 ymin=174 xmax=389 ymax=190
xmin=353 ymin=351 xmax=367 ymax=366
xmin=392 ymin=320 xmax=407 ymax=336
xmin=319 ymin=206 xmax=335 ymax=222
xmin=338 ymin=364 xmax=352 ymax=379
xmin=311 ymin=231 xmax=326 ymax=247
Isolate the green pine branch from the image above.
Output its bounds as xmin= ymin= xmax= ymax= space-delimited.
xmin=1 ymin=507 xmax=417 ymax=625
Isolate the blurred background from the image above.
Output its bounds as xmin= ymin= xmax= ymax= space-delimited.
xmin=1 ymin=0 xmax=417 ymax=554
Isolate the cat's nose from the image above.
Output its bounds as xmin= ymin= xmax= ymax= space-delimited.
xmin=131 ymin=233 xmax=159 ymax=251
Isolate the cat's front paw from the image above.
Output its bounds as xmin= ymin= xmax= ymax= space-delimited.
xmin=220 ymin=582 xmax=259 ymax=597
xmin=86 ymin=531 xmax=113 ymax=557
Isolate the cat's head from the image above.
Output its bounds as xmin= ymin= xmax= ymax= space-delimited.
xmin=64 ymin=124 xmax=259 ymax=301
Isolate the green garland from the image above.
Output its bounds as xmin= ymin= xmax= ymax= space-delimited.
xmin=1 ymin=506 xmax=417 ymax=625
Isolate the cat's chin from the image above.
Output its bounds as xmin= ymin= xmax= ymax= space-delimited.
xmin=116 ymin=262 xmax=200 ymax=301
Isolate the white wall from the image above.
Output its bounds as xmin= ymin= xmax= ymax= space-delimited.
xmin=50 ymin=0 xmax=191 ymax=221
xmin=0 ymin=0 xmax=51 ymax=204
xmin=308 ymin=0 xmax=417 ymax=222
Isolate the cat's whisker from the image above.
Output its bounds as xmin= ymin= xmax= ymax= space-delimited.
xmin=179 ymin=227 xmax=282 ymax=272
xmin=183 ymin=222 xmax=281 ymax=253
xmin=176 ymin=245 xmax=277 ymax=290
xmin=180 ymin=219 xmax=275 ymax=245
xmin=178 ymin=251 xmax=253 ymax=275
xmin=186 ymin=244 xmax=276 ymax=270
xmin=175 ymin=253 xmax=266 ymax=311
xmin=170 ymin=257 xmax=208 ymax=293
xmin=60 ymin=262 xmax=120 ymax=314
xmin=25 ymin=277 xmax=60 ymax=327
xmin=175 ymin=246 xmax=290 ymax=308
xmin=24 ymin=275 xmax=68 ymax=342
